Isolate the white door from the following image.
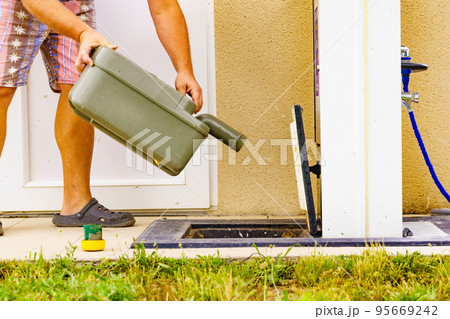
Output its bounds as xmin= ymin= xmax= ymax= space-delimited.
xmin=0 ymin=0 xmax=215 ymax=212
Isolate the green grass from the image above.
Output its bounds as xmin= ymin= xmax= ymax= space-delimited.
xmin=0 ymin=246 xmax=448 ymax=301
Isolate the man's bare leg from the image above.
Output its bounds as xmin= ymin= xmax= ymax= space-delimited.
xmin=0 ymin=87 xmax=16 ymax=157
xmin=55 ymin=84 xmax=93 ymax=216
xmin=0 ymin=87 xmax=17 ymax=236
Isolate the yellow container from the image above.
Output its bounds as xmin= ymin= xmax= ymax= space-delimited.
xmin=81 ymin=239 xmax=105 ymax=252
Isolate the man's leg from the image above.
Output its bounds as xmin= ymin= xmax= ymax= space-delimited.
xmin=48 ymin=2 xmax=134 ymax=227
xmin=0 ymin=87 xmax=16 ymax=157
xmin=55 ymin=84 xmax=93 ymax=215
xmin=0 ymin=87 xmax=16 ymax=236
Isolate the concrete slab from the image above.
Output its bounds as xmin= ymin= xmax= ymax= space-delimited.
xmin=1 ymin=216 xmax=449 ymax=261
xmin=0 ymin=217 xmax=157 ymax=261
xmin=403 ymin=221 xmax=448 ymax=238
xmin=1 ymin=218 xmax=26 ymax=231
xmin=0 ymin=218 xmax=82 ymax=260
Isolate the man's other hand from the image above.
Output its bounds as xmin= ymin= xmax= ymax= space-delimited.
xmin=175 ymin=71 xmax=203 ymax=113
xmin=76 ymin=28 xmax=117 ymax=72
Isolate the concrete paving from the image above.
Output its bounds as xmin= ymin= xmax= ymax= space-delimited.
xmin=1 ymin=216 xmax=449 ymax=261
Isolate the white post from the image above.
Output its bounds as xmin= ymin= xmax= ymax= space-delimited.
xmin=316 ymin=0 xmax=402 ymax=238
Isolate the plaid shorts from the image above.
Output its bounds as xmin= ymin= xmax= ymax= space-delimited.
xmin=0 ymin=0 xmax=96 ymax=92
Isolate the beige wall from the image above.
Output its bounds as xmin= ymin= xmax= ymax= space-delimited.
xmin=401 ymin=0 xmax=450 ymax=212
xmin=213 ymin=0 xmax=449 ymax=215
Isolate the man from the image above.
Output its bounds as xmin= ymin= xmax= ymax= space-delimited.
xmin=0 ymin=0 xmax=203 ymax=235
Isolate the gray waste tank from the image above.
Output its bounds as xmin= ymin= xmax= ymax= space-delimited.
xmin=69 ymin=46 xmax=246 ymax=176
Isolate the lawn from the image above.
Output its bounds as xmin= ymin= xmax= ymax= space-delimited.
xmin=0 ymin=246 xmax=448 ymax=301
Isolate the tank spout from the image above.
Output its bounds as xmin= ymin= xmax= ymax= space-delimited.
xmin=196 ymin=114 xmax=246 ymax=152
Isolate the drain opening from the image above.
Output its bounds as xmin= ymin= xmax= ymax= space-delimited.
xmin=183 ymin=224 xmax=309 ymax=239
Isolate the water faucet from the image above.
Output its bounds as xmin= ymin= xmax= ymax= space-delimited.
xmin=401 ymin=92 xmax=420 ymax=112
xmin=401 ymin=46 xmax=428 ymax=111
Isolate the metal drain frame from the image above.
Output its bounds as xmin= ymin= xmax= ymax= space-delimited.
xmin=131 ymin=217 xmax=450 ymax=249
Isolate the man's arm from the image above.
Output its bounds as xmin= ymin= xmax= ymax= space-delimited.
xmin=22 ymin=0 xmax=88 ymax=42
xmin=21 ymin=0 xmax=116 ymax=70
xmin=22 ymin=0 xmax=203 ymax=111
xmin=148 ymin=0 xmax=203 ymax=112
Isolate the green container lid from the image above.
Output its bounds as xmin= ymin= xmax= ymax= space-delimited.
xmin=84 ymin=224 xmax=102 ymax=241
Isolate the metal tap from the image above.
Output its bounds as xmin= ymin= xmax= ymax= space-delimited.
xmin=401 ymin=46 xmax=427 ymax=111
xmin=401 ymin=92 xmax=420 ymax=112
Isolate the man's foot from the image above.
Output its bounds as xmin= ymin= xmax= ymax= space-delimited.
xmin=0 ymin=221 xmax=3 ymax=236
xmin=52 ymin=198 xmax=135 ymax=227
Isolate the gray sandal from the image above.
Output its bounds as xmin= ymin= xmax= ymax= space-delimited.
xmin=52 ymin=198 xmax=135 ymax=227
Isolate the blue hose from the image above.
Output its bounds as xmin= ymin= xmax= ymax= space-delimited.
xmin=408 ymin=110 xmax=450 ymax=203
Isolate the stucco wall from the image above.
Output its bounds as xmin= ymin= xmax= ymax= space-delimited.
xmin=401 ymin=0 xmax=450 ymax=212
xmin=213 ymin=0 xmax=449 ymax=215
